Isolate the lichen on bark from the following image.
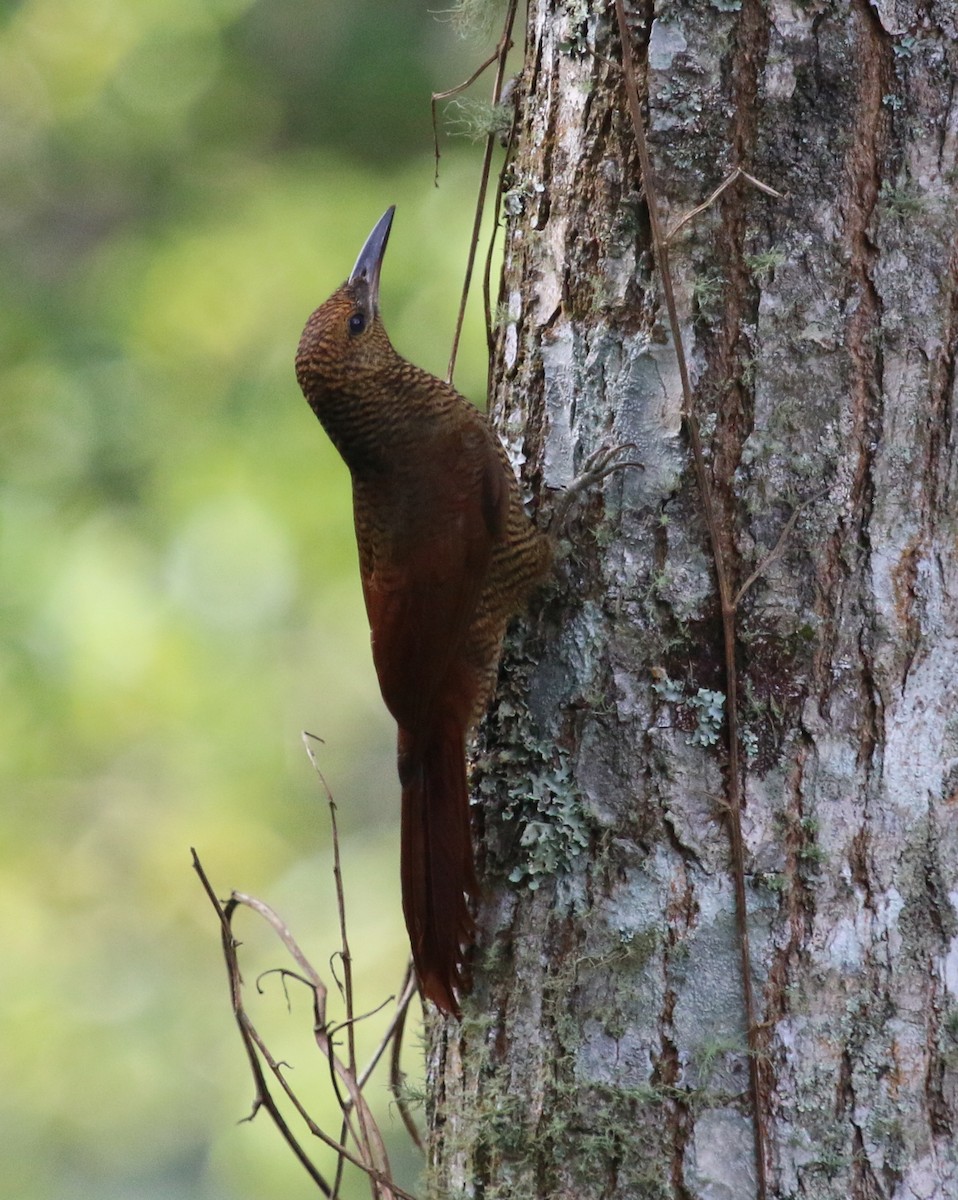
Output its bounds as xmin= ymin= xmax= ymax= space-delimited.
xmin=428 ymin=1 xmax=958 ymax=1197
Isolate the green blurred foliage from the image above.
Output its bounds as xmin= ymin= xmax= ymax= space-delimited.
xmin=0 ymin=1 xmax=500 ymax=1196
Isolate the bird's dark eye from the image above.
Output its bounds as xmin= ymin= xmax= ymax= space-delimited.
xmin=348 ymin=311 xmax=366 ymax=335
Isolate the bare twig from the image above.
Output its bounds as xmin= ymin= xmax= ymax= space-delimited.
xmin=732 ymin=493 xmax=823 ymax=609
xmin=666 ymin=166 xmax=783 ymax=243
xmin=434 ymin=0 xmax=520 ymax=384
xmin=358 ymin=962 xmax=418 ymax=1092
xmin=431 ymin=50 xmax=501 ymax=185
xmin=227 ymin=890 xmax=400 ymax=1196
xmin=193 ymin=840 xmax=422 ymax=1200
xmin=385 ymin=965 xmax=424 ymax=1153
xmin=229 ymin=888 xmax=328 ymax=1015
xmin=191 ymin=849 xmax=335 ymax=1196
xmin=302 ymin=733 xmax=389 ymax=1198
xmin=612 ymin=5 xmax=773 ymax=1197
xmin=332 ymin=798 xmax=370 ymax=1176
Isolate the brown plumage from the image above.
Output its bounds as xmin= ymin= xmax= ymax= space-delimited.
xmin=295 ymin=207 xmax=551 ymax=1014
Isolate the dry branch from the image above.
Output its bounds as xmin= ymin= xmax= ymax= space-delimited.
xmin=192 ymin=750 xmax=423 ymax=1200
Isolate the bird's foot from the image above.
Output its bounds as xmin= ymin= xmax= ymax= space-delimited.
xmin=547 ymin=441 xmax=644 ymax=532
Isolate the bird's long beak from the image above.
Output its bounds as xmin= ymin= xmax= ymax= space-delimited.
xmin=348 ymin=206 xmax=395 ymax=311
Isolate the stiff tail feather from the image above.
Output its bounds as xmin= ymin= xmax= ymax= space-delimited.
xmin=398 ymin=721 xmax=478 ymax=1015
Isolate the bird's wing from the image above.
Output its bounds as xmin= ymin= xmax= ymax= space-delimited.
xmin=358 ymin=426 xmax=509 ymax=738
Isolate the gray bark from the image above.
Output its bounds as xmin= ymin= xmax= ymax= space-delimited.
xmin=428 ymin=1 xmax=958 ymax=1197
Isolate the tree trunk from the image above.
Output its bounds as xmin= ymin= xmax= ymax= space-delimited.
xmin=428 ymin=1 xmax=958 ymax=1197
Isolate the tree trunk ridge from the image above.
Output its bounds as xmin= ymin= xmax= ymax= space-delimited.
xmin=428 ymin=2 xmax=958 ymax=1198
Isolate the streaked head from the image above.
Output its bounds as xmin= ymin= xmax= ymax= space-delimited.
xmin=295 ymin=206 xmax=397 ymax=399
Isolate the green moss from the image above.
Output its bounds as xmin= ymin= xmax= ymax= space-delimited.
xmin=431 ymin=948 xmax=684 ymax=1197
xmin=744 ymin=248 xmax=787 ymax=275
xmin=439 ymin=0 xmax=508 ymax=42
xmin=879 ymin=180 xmax=925 ymax=217
xmin=442 ymin=96 xmax=515 ymax=143
xmin=557 ymin=0 xmax=594 ymax=56
xmin=502 ymin=174 xmax=545 ymax=217
xmin=692 ymin=1035 xmax=748 ymax=1085
xmin=941 ymin=1005 xmax=958 ymax=1068
xmin=692 ymin=270 xmax=726 ymax=324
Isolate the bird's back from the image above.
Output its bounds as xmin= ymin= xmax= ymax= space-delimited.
xmin=295 ymin=208 xmax=551 ymax=1012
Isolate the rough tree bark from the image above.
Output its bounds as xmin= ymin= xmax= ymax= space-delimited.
xmin=427 ymin=1 xmax=958 ymax=1198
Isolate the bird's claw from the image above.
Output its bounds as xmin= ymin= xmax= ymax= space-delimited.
xmin=548 ymin=440 xmax=644 ymax=531
xmin=578 ymin=441 xmax=645 ymax=484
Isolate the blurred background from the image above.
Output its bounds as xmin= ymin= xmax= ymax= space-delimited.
xmin=0 ymin=1 xmax=501 ymax=1195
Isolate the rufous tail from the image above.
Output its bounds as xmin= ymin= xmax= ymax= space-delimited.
xmin=398 ymin=720 xmax=478 ymax=1016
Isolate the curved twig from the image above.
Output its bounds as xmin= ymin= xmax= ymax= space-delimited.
xmin=193 ymin=849 xmax=418 ymax=1200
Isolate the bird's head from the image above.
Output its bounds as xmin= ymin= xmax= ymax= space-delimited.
xmin=295 ymin=206 xmax=397 ymax=400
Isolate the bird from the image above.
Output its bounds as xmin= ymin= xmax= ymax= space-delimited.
xmin=295 ymin=207 xmax=553 ymax=1015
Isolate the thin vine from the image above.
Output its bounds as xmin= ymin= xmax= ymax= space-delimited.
xmin=612 ymin=1 xmax=774 ymax=1195
xmin=431 ymin=0 xmax=521 ymax=385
